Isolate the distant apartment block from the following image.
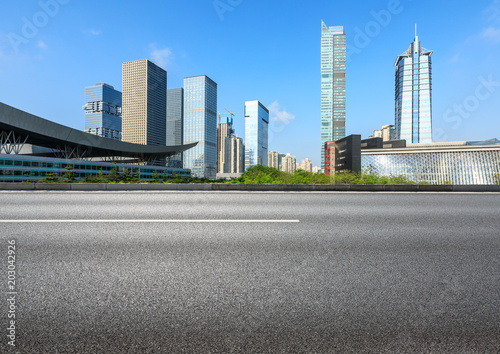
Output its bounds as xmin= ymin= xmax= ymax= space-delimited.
xmin=297 ymin=158 xmax=313 ymax=172
xmin=372 ymin=124 xmax=395 ymax=141
xmin=166 ymin=88 xmax=184 ymax=168
xmin=218 ymin=116 xmax=235 ymax=173
xmin=268 ymin=151 xmax=296 ymax=174
xmin=122 ymin=59 xmax=166 ymax=146
xmin=83 ymin=83 xmax=122 ymax=140
xmin=224 ymin=135 xmax=245 ymax=173
xmin=245 ymin=100 xmax=269 ymax=169
xmin=183 ymin=75 xmax=218 ymax=178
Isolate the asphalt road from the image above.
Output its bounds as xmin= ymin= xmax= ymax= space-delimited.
xmin=1 ymin=191 xmax=499 ymax=353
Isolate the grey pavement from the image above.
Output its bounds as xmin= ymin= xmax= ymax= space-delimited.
xmin=1 ymin=192 xmax=499 ymax=353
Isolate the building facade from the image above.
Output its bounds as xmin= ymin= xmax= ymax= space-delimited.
xmin=372 ymin=124 xmax=395 ymax=142
xmin=218 ymin=116 xmax=235 ymax=173
xmin=268 ymin=151 xmax=280 ymax=169
xmin=183 ymin=75 xmax=218 ymax=179
xmin=83 ymin=83 xmax=122 ymax=140
xmin=281 ymin=153 xmax=296 ymax=174
xmin=166 ymin=88 xmax=184 ymax=168
xmin=245 ymin=100 xmax=269 ymax=169
xmin=297 ymin=158 xmax=313 ymax=173
xmin=223 ymin=135 xmax=245 ymax=174
xmin=324 ymin=135 xmax=362 ymax=176
xmin=122 ymin=59 xmax=167 ymax=146
xmin=321 ymin=21 xmax=346 ymax=169
xmin=362 ymin=140 xmax=500 ymax=184
xmin=395 ymin=29 xmax=433 ymax=143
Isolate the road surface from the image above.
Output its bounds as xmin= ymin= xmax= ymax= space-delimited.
xmin=1 ymin=191 xmax=499 ymax=353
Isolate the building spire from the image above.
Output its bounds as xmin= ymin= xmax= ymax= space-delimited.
xmin=415 ymin=24 xmax=418 ymax=41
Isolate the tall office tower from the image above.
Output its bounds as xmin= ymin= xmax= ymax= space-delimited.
xmin=244 ymin=100 xmax=269 ymax=169
xmin=223 ymin=135 xmax=245 ymax=173
xmin=83 ymin=83 xmax=122 ymax=140
xmin=321 ymin=21 xmax=346 ymax=169
xmin=183 ymin=75 xmax=218 ymax=179
xmin=395 ymin=27 xmax=433 ymax=143
xmin=122 ymin=59 xmax=166 ymax=146
xmin=166 ymin=88 xmax=184 ymax=168
xmin=218 ymin=116 xmax=235 ymax=173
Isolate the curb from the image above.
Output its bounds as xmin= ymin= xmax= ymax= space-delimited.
xmin=0 ymin=183 xmax=499 ymax=192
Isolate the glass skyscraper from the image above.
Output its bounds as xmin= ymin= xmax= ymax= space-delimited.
xmin=244 ymin=100 xmax=269 ymax=169
xmin=395 ymin=29 xmax=433 ymax=143
xmin=321 ymin=21 xmax=346 ymax=169
xmin=122 ymin=59 xmax=167 ymax=146
xmin=183 ymin=75 xmax=218 ymax=179
xmin=83 ymin=83 xmax=122 ymax=140
xmin=166 ymin=88 xmax=184 ymax=168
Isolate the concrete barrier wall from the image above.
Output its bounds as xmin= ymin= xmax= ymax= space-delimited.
xmin=1 ymin=183 xmax=500 ymax=192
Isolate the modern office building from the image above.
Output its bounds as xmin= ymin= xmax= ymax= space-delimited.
xmin=395 ymin=27 xmax=433 ymax=143
xmin=218 ymin=116 xmax=235 ymax=173
xmin=183 ymin=75 xmax=218 ymax=179
xmin=166 ymin=88 xmax=184 ymax=168
xmin=223 ymin=135 xmax=245 ymax=174
xmin=245 ymin=100 xmax=269 ymax=169
xmin=83 ymin=83 xmax=122 ymax=140
xmin=0 ymin=102 xmax=194 ymax=182
xmin=362 ymin=139 xmax=500 ymax=184
xmin=321 ymin=21 xmax=346 ymax=169
xmin=122 ymin=59 xmax=167 ymax=146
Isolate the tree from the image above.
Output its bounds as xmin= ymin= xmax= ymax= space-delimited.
xmin=63 ymin=164 xmax=77 ymax=183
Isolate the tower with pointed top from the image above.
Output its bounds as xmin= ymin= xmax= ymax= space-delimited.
xmin=321 ymin=21 xmax=346 ymax=169
xmin=395 ymin=27 xmax=433 ymax=143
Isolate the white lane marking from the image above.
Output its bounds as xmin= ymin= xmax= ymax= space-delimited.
xmin=0 ymin=219 xmax=300 ymax=223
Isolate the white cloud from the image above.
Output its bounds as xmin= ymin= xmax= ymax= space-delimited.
xmin=485 ymin=0 xmax=500 ymax=22
xmin=449 ymin=53 xmax=460 ymax=63
xmin=90 ymin=29 xmax=102 ymax=36
xmin=481 ymin=26 xmax=500 ymax=42
xmin=37 ymin=40 xmax=47 ymax=50
xmin=268 ymin=101 xmax=295 ymax=124
xmin=149 ymin=44 xmax=172 ymax=69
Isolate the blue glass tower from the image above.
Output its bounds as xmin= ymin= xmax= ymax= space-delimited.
xmin=395 ymin=27 xmax=433 ymax=143
xmin=167 ymin=88 xmax=183 ymax=168
xmin=83 ymin=83 xmax=122 ymax=140
xmin=321 ymin=21 xmax=346 ymax=169
xmin=244 ymin=100 xmax=269 ymax=169
xmin=183 ymin=75 xmax=218 ymax=178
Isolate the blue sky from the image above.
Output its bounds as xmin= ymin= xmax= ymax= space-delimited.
xmin=1 ymin=0 xmax=500 ymax=167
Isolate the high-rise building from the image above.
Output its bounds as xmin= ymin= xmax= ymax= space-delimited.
xmin=281 ymin=153 xmax=296 ymax=174
xmin=268 ymin=151 xmax=281 ymax=169
xmin=324 ymin=135 xmax=361 ymax=176
xmin=244 ymin=100 xmax=269 ymax=169
xmin=395 ymin=27 xmax=433 ymax=143
xmin=372 ymin=124 xmax=395 ymax=142
xmin=183 ymin=75 xmax=218 ymax=179
xmin=83 ymin=83 xmax=122 ymax=140
xmin=218 ymin=116 xmax=235 ymax=173
xmin=166 ymin=88 xmax=184 ymax=168
xmin=297 ymin=158 xmax=313 ymax=173
xmin=321 ymin=21 xmax=346 ymax=169
xmin=224 ymin=135 xmax=245 ymax=173
xmin=122 ymin=59 xmax=166 ymax=146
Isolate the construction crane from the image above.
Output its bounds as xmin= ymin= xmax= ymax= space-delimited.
xmin=218 ymin=107 xmax=235 ymax=125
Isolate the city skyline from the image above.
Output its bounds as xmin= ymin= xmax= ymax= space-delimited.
xmin=1 ymin=1 xmax=500 ymax=167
